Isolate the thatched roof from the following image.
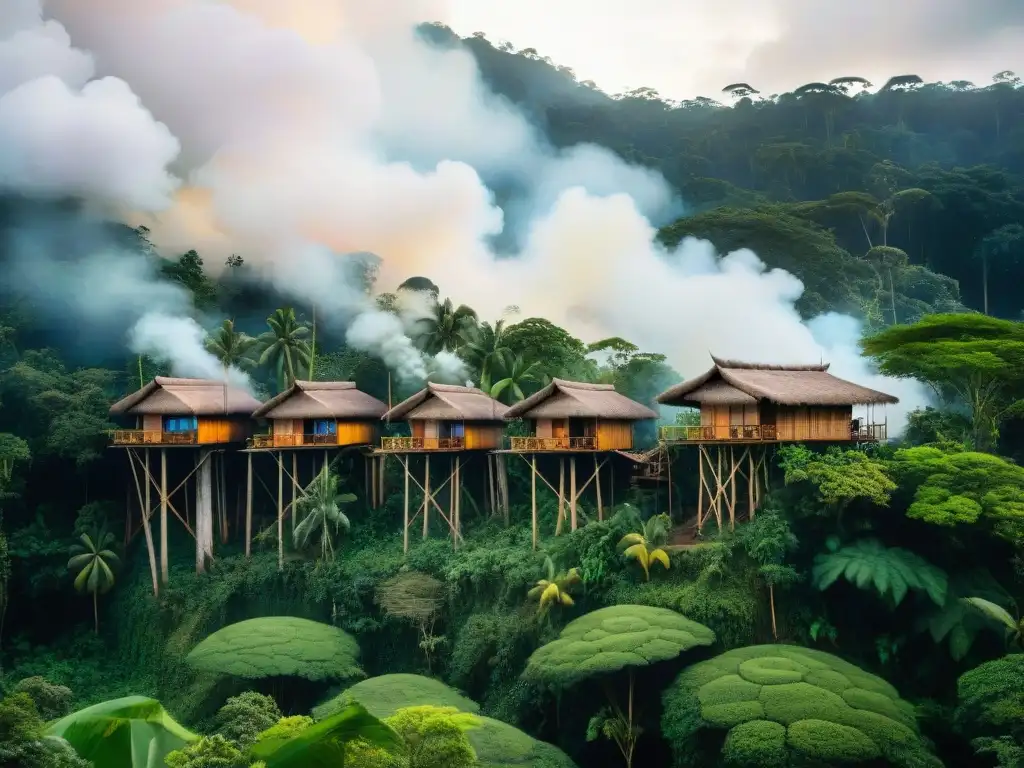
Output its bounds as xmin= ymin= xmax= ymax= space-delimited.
xmin=252 ymin=381 xmax=387 ymax=420
xmin=657 ymin=356 xmax=899 ymax=407
xmin=109 ymin=377 xmax=262 ymax=416
xmin=504 ymin=379 xmax=657 ymax=420
xmin=383 ymin=383 xmax=509 ymax=422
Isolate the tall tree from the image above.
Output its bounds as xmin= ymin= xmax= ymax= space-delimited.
xmin=258 ymin=309 xmax=312 ymax=391
xmin=205 ymin=319 xmax=258 ymax=374
xmin=67 ymin=529 xmax=119 ymax=634
xmin=973 ymin=224 xmax=1024 ymax=315
xmin=414 ymin=297 xmax=478 ymax=355
xmin=462 ymin=319 xmax=511 ymax=391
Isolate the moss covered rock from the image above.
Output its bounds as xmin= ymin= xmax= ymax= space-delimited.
xmin=316 ymin=673 xmax=577 ymax=768
xmin=662 ymin=644 xmax=943 ymax=768
xmin=522 ymin=605 xmax=715 ymax=689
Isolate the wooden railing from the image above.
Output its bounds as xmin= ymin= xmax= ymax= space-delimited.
xmin=380 ymin=437 xmax=465 ymax=451
xmin=248 ymin=434 xmax=340 ymax=449
xmin=110 ymin=430 xmax=197 ymax=445
xmin=660 ymin=423 xmax=888 ymax=442
xmin=659 ymin=425 xmax=778 ymax=442
xmin=508 ymin=436 xmax=598 ymax=451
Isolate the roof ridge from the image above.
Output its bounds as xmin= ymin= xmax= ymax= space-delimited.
xmin=712 ymin=355 xmax=830 ymax=372
xmin=553 ymin=378 xmax=615 ymax=391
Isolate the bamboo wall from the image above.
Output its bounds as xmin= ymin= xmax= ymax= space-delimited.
xmin=142 ymin=414 xmax=162 ymax=431
xmin=700 ymin=404 xmax=759 ymax=427
xmin=273 ymin=418 xmax=299 ymax=437
xmin=465 ymin=424 xmax=503 ymax=449
xmin=337 ymin=421 xmax=375 ymax=446
xmin=535 ymin=418 xmax=553 ymax=438
xmin=596 ymin=419 xmax=634 ymax=450
xmin=774 ymin=406 xmax=853 ymax=440
xmin=197 ymin=417 xmax=248 ymax=444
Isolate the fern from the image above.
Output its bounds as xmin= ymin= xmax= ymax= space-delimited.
xmin=812 ymin=539 xmax=947 ymax=607
xmin=921 ymin=570 xmax=1013 ymax=661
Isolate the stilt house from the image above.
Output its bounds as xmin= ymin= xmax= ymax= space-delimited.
xmin=379 ymin=383 xmax=509 ymax=451
xmin=504 ymin=379 xmax=657 ymax=451
xmin=249 ymin=381 xmax=388 ymax=449
xmin=109 ymin=377 xmax=260 ymax=445
xmin=656 ymin=356 xmax=898 ymax=442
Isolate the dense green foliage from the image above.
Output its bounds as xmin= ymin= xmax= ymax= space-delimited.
xmin=662 ymin=645 xmax=941 ymax=767
xmin=0 ymin=22 xmax=1023 ymax=768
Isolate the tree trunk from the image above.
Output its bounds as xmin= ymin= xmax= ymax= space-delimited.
xmin=769 ymin=584 xmax=778 ymax=640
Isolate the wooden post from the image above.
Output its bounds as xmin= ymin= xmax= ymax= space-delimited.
xmin=291 ymin=453 xmax=298 ymax=532
xmin=531 ymin=455 xmax=538 ymax=550
xmin=610 ymin=463 xmax=615 ymax=507
xmin=403 ymin=457 xmax=410 ymax=554
xmin=245 ymin=451 xmax=253 ymax=557
xmin=277 ymin=450 xmax=284 ymax=571
xmin=697 ymin=447 xmax=705 ymax=532
xmin=448 ymin=457 xmax=456 ymax=548
xmin=716 ymin=447 xmax=723 ymax=528
xmin=748 ymin=449 xmax=755 ymax=519
xmin=220 ymin=453 xmax=229 ymax=543
xmin=570 ymin=455 xmax=577 ymax=532
xmin=556 ymin=458 xmax=565 ymax=535
xmin=365 ymin=454 xmax=372 ymax=508
xmin=196 ymin=448 xmax=214 ymax=574
xmin=143 ymin=450 xmax=157 ymax=595
xmin=487 ymin=455 xmax=496 ymax=517
xmin=729 ymin=446 xmax=737 ymax=531
xmin=498 ymin=455 xmax=509 ymax=525
xmin=160 ymin=449 xmax=168 ymax=585
xmin=422 ymin=454 xmax=430 ymax=540
xmin=594 ymin=453 xmax=603 ymax=522
xmin=378 ymin=455 xmax=386 ymax=508
xmin=666 ymin=447 xmax=673 ymax=519
xmin=454 ymin=456 xmax=461 ymax=545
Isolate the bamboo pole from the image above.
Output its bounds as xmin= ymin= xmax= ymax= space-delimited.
xmin=291 ymin=453 xmax=298 ymax=532
xmin=403 ymin=456 xmax=410 ymax=554
xmin=697 ymin=446 xmax=705 ymax=532
xmin=378 ymin=455 xmax=386 ymax=508
xmin=531 ymin=455 xmax=538 ymax=550
xmin=556 ymin=458 xmax=565 ymax=535
xmin=422 ymin=455 xmax=430 ymax=539
xmin=277 ymin=451 xmax=284 ymax=571
xmin=716 ymin=447 xmax=723 ymax=528
xmin=135 ymin=450 xmax=158 ymax=596
xmin=245 ymin=451 xmax=253 ymax=557
xmin=594 ymin=453 xmax=603 ymax=522
xmin=448 ymin=457 xmax=455 ymax=547
xmin=160 ymin=449 xmax=168 ymax=585
xmin=748 ymin=449 xmax=755 ymax=519
xmin=570 ymin=456 xmax=577 ymax=532
xmin=487 ymin=455 xmax=496 ymax=517
xmin=729 ymin=446 xmax=737 ymax=531
xmin=454 ymin=456 xmax=461 ymax=546
xmin=666 ymin=446 xmax=672 ymax=519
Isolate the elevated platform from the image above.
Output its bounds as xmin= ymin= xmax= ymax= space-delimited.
xmin=658 ymin=424 xmax=887 ymax=444
xmin=376 ymin=437 xmax=470 ymax=453
xmin=246 ymin=433 xmax=372 ymax=451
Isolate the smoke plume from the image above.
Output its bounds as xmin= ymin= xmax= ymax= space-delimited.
xmin=1 ymin=1 xmax=924 ymax=429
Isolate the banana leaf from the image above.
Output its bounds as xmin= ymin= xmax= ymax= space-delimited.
xmin=250 ymin=702 xmax=403 ymax=768
xmin=45 ymin=696 xmax=198 ymax=768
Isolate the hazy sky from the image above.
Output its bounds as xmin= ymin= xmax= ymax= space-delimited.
xmin=443 ymin=0 xmax=1024 ymax=100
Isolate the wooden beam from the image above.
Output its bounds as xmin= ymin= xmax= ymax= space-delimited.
xmin=697 ymin=445 xmax=705 ymax=531
xmin=531 ymin=455 xmax=538 ymax=550
xmin=127 ymin=449 xmax=159 ymax=596
xmin=160 ymin=449 xmax=168 ymax=583
xmin=277 ymin=451 xmax=284 ymax=571
xmin=454 ymin=456 xmax=461 ymax=546
xmin=666 ymin=446 xmax=673 ymax=519
xmin=594 ymin=453 xmax=603 ymax=522
xmin=245 ymin=450 xmax=253 ymax=557
xmin=570 ymin=456 xmax=577 ymax=532
xmin=402 ymin=455 xmax=411 ymax=554
xmin=556 ymin=458 xmax=565 ymax=535
xmin=422 ymin=454 xmax=430 ymax=539
xmin=291 ymin=453 xmax=298 ymax=533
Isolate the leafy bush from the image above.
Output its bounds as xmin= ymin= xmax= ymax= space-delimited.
xmin=662 ymin=644 xmax=942 ymax=767
xmin=0 ymin=692 xmax=90 ymax=768
xmin=186 ymin=617 xmax=363 ymax=682
xmin=12 ymin=676 xmax=74 ymax=720
xmin=955 ymin=654 xmax=1024 ymax=766
xmin=384 ymin=706 xmax=477 ymax=768
xmin=165 ymin=734 xmax=245 ymax=768
xmin=813 ymin=539 xmax=947 ymax=607
xmin=215 ymin=692 xmax=282 ymax=749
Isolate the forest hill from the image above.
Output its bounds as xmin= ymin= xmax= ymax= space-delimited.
xmin=106 ymin=354 xmax=897 ymax=592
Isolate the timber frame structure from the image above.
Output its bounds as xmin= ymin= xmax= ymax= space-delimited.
xmin=501 ymin=379 xmax=658 ymax=548
xmin=109 ymin=377 xmax=261 ymax=594
xmin=656 ymin=356 xmax=899 ymax=535
xmin=376 ymin=383 xmax=510 ymax=553
xmin=245 ymin=380 xmax=389 ymax=569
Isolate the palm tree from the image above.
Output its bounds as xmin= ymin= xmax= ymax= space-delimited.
xmin=206 ymin=319 xmax=258 ymax=373
xmin=414 ymin=297 xmax=478 ymax=355
xmin=527 ymin=556 xmax=581 ymax=615
xmin=293 ymin=466 xmax=356 ymax=564
xmin=68 ymin=529 xmax=119 ymax=633
xmin=617 ymin=514 xmax=671 ymax=581
xmin=490 ymin=355 xmax=541 ymax=404
xmin=258 ymin=308 xmax=312 ymax=391
xmin=463 ymin=319 xmax=511 ymax=391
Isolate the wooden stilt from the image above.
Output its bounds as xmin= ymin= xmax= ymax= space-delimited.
xmin=378 ymin=455 xmax=386 ymax=508
xmin=716 ymin=447 xmax=723 ymax=528
xmin=498 ymin=455 xmax=509 ymax=525
xmin=291 ymin=453 xmax=298 ymax=531
xmin=220 ymin=453 xmax=229 ymax=544
xmin=487 ymin=455 xmax=496 ymax=517
xmin=245 ymin=451 xmax=253 ymax=557
xmin=594 ymin=453 xmax=603 ymax=522
xmin=454 ymin=457 xmax=461 ymax=546
xmin=422 ymin=455 xmax=430 ymax=539
xmin=160 ymin=449 xmax=168 ymax=584
xmin=697 ymin=447 xmax=705 ymax=532
xmin=277 ymin=451 xmax=284 ymax=571
xmin=556 ymin=458 xmax=566 ymax=535
xmin=448 ymin=457 xmax=455 ymax=547
xmin=402 ymin=456 xmax=410 ymax=554
xmin=610 ymin=463 xmax=615 ymax=507
xmin=570 ymin=456 xmax=577 ymax=532
xmin=531 ymin=455 xmax=538 ymax=550
xmin=365 ymin=454 xmax=371 ymax=508
xmin=748 ymin=449 xmax=755 ymax=518
xmin=729 ymin=446 xmax=737 ymax=531
xmin=666 ymin=446 xmax=673 ymax=520
xmin=196 ymin=448 xmax=214 ymax=574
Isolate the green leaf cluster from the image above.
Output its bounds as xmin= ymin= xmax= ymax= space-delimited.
xmin=812 ymin=539 xmax=947 ymax=606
